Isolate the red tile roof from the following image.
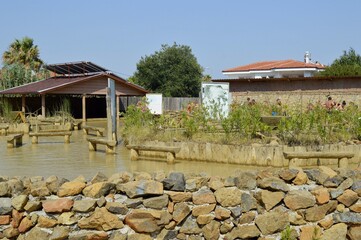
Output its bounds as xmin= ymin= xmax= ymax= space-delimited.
xmin=223 ymin=60 xmax=325 ymax=73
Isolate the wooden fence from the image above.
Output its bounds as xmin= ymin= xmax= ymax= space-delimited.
xmin=119 ymin=97 xmax=200 ymax=112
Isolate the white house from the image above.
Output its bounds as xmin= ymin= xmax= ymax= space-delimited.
xmin=222 ymin=52 xmax=325 ymax=79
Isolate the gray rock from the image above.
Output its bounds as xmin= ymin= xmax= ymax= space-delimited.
xmin=257 ymin=177 xmax=290 ymax=192
xmin=7 ymin=179 xmax=25 ymax=195
xmin=351 ymin=180 xmax=361 ymax=195
xmin=25 ymin=226 xmax=50 ymax=240
xmin=185 ymin=177 xmax=209 ymax=192
xmin=50 ymin=226 xmax=69 ymax=240
xmin=304 ymin=169 xmax=329 ymax=184
xmin=105 ymin=201 xmax=129 ymax=214
xmin=279 ymin=169 xmax=299 ymax=181
xmin=125 ymin=197 xmax=143 ymax=208
xmin=284 ymin=190 xmax=316 ymax=210
xmin=323 ymin=175 xmax=345 ymax=188
xmin=240 ymin=192 xmax=257 ymax=212
xmin=179 ymin=216 xmax=202 ymax=234
xmin=162 ymin=172 xmax=185 ymax=191
xmin=119 ymin=180 xmax=163 ymax=198
xmin=229 ymin=206 xmax=242 ymax=218
xmin=143 ymin=194 xmax=169 ymax=209
xmin=0 ymin=197 xmax=12 ymax=214
xmin=234 ymin=171 xmax=257 ymax=190
xmin=333 ymin=212 xmax=361 ymax=224
xmin=73 ymin=199 xmax=97 ymax=213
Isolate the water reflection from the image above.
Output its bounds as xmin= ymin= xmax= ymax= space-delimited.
xmin=0 ymin=121 xmax=264 ymax=179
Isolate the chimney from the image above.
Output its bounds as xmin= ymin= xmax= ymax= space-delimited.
xmin=304 ymin=51 xmax=311 ymax=63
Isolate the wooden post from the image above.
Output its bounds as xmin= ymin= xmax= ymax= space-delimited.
xmin=82 ymin=95 xmax=86 ymax=123
xmin=108 ymin=78 xmax=117 ymax=142
xmin=106 ymin=87 xmax=112 ymax=141
xmin=21 ymin=95 xmax=26 ymax=113
xmin=41 ymin=94 xmax=46 ymax=118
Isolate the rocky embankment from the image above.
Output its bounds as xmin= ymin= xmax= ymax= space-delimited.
xmin=0 ymin=167 xmax=360 ymax=240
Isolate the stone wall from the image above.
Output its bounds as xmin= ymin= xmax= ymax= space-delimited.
xmin=0 ymin=168 xmax=360 ymax=240
xmin=140 ymin=141 xmax=361 ymax=167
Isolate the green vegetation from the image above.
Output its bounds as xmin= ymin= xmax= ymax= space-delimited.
xmin=319 ymin=48 xmax=361 ymax=77
xmin=280 ymin=225 xmax=296 ymax=240
xmin=131 ymin=43 xmax=203 ymax=97
xmin=121 ymin=99 xmax=361 ymax=146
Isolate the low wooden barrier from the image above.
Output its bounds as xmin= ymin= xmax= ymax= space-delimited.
xmin=126 ymin=145 xmax=181 ymax=164
xmin=6 ymin=134 xmax=23 ymax=148
xmin=29 ymin=131 xmax=72 ymax=144
xmin=87 ymin=137 xmax=117 ymax=154
xmin=0 ymin=124 xmax=9 ymax=136
xmin=82 ymin=125 xmax=105 ymax=136
xmin=283 ymin=151 xmax=354 ymax=168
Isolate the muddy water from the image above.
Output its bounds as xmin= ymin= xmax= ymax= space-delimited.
xmin=0 ymin=121 xmax=263 ymax=180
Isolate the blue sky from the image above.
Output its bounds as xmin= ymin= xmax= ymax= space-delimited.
xmin=1 ymin=1 xmax=361 ymax=79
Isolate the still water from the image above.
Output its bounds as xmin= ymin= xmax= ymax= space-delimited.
xmin=0 ymin=121 xmax=262 ymax=180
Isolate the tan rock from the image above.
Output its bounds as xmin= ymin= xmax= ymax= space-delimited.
xmin=3 ymin=226 xmax=20 ymax=239
xmin=348 ymin=225 xmax=361 ymax=240
xmin=305 ymin=200 xmax=337 ymax=222
xmin=43 ymin=198 xmax=74 ymax=213
xmin=319 ymin=166 xmax=337 ymax=178
xmin=82 ymin=182 xmax=115 ymax=198
xmin=225 ymin=224 xmax=261 ymax=240
xmin=10 ymin=209 xmax=24 ymax=228
xmin=18 ymin=215 xmax=37 ymax=233
xmin=293 ymin=170 xmax=308 ymax=185
xmin=192 ymin=188 xmax=216 ymax=205
xmin=337 ymin=189 xmax=358 ymax=207
xmin=197 ymin=214 xmax=214 ymax=225
xmin=299 ymin=225 xmax=322 ymax=240
xmin=143 ymin=195 xmax=169 ymax=209
xmin=173 ymin=202 xmax=191 ymax=223
xmin=73 ymin=199 xmax=97 ymax=213
xmin=208 ymin=176 xmax=224 ymax=191
xmin=255 ymin=210 xmax=289 ymax=235
xmin=127 ymin=233 xmax=152 ymax=240
xmin=119 ymin=180 xmax=163 ymax=198
xmin=124 ymin=209 xmax=159 ymax=233
xmin=26 ymin=226 xmax=50 ymax=240
xmin=239 ymin=211 xmax=256 ymax=224
xmin=90 ymin=171 xmax=108 ymax=183
xmin=318 ymin=216 xmax=333 ymax=229
xmin=214 ymin=187 xmax=242 ymax=207
xmin=78 ymin=207 xmax=123 ymax=231
xmin=37 ymin=215 xmax=57 ymax=228
xmin=30 ymin=181 xmax=51 ymax=197
xmin=312 ymin=187 xmax=330 ymax=204
xmin=337 ymin=204 xmax=346 ymax=212
xmin=24 ymin=200 xmax=42 ymax=212
xmin=69 ymin=231 xmax=108 ymax=240
xmin=0 ymin=215 xmax=10 ymax=225
xmin=350 ymin=202 xmax=361 ymax=212
xmin=202 ymin=220 xmax=221 ymax=240
xmin=58 ymin=211 xmax=79 ymax=225
xmin=192 ymin=204 xmax=216 ymax=217
xmin=50 ymin=226 xmax=70 ymax=240
xmin=166 ymin=191 xmax=192 ymax=202
xmin=11 ymin=195 xmax=28 ymax=211
xmin=284 ymin=190 xmax=316 ymax=210
xmin=289 ymin=211 xmax=306 ymax=225
xmin=260 ymin=190 xmax=285 ymax=211
xmin=322 ymin=223 xmax=347 ymax=240
xmin=215 ymin=206 xmax=231 ymax=220
xmin=58 ymin=181 xmax=86 ymax=197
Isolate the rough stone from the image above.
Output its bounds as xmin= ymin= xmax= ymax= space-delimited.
xmin=318 ymin=216 xmax=333 ymax=229
xmin=156 ymin=229 xmax=178 ymax=240
xmin=162 ymin=172 xmax=185 ymax=191
xmin=104 ymin=201 xmax=128 ymax=214
xmin=196 ymin=214 xmax=214 ymax=225
xmin=30 ymin=181 xmax=51 ymax=197
xmin=333 ymin=212 xmax=361 ymax=224
xmin=337 ymin=189 xmax=358 ymax=207
xmin=24 ymin=200 xmax=42 ymax=212
xmin=312 ymin=187 xmax=330 ymax=204
xmin=304 ymin=169 xmax=329 ymax=184
xmin=37 ymin=215 xmax=57 ymax=228
xmin=124 ymin=197 xmax=143 ymax=208
xmin=214 ymin=206 xmax=231 ymax=220
xmin=10 ymin=209 xmax=24 ymax=228
xmin=255 ymin=210 xmax=289 ymax=235
xmin=3 ymin=226 xmax=20 ymax=239
xmin=46 ymin=175 xmax=67 ymax=194
xmin=50 ymin=226 xmax=70 ymax=240
xmin=322 ymin=223 xmax=347 ymax=240
xmin=58 ymin=211 xmax=79 ymax=225
xmin=202 ymin=221 xmax=220 ymax=240
xmin=319 ymin=166 xmax=338 ymax=178
xmin=43 ymin=198 xmax=74 ymax=213
xmin=58 ymin=181 xmax=86 ymax=197
xmin=69 ymin=231 xmax=108 ymax=240
xmin=279 ymin=168 xmax=298 ymax=181
xmin=257 ymin=177 xmax=290 ymax=192
xmin=225 ymin=224 xmax=261 ymax=240
xmin=78 ymin=207 xmax=124 ymax=231
xmin=240 ymin=192 xmax=257 ymax=212
xmin=90 ymin=172 xmax=108 ymax=184
xmin=348 ymin=225 xmax=361 ymax=240
xmin=8 ymin=178 xmax=25 ymax=195
xmin=352 ymin=180 xmax=361 ymax=196
xmin=119 ymin=180 xmax=163 ymax=198
xmin=143 ymin=194 xmax=169 ymax=209
xmin=323 ymin=175 xmax=345 ymax=188
xmin=11 ymin=194 xmax=28 ymax=211
xmin=289 ymin=211 xmax=306 ymax=225
xmin=109 ymin=231 xmax=127 ymax=240
xmin=292 ymin=170 xmax=308 ymax=185
xmin=0 ymin=181 xmax=9 ymax=196
xmin=127 ymin=233 xmax=152 ymax=240
xmin=179 ymin=216 xmax=202 ymax=234
xmin=284 ymin=190 xmax=316 ymax=210
xmin=299 ymin=225 xmax=322 ymax=240
xmin=305 ymin=200 xmax=337 ymax=222
xmin=192 ymin=204 xmax=216 ymax=217
xmin=124 ymin=209 xmax=159 ymax=233
xmin=238 ymin=211 xmax=256 ymax=224
xmin=208 ymin=176 xmax=224 ymax=191
xmin=350 ymin=202 xmax=361 ymax=212
xmin=0 ymin=215 xmax=11 ymax=225
xmin=185 ymin=177 xmax=209 ymax=192
xmin=82 ymin=182 xmax=115 ymax=198
xmin=173 ymin=202 xmax=191 ymax=223
xmin=108 ymin=171 xmax=132 ymax=184
xmin=192 ymin=188 xmax=216 ymax=205
xmin=214 ymin=187 xmax=242 ymax=207
xmin=18 ymin=215 xmax=37 ymax=233
xmin=166 ymin=191 xmax=192 ymax=202
xmin=228 ymin=206 xmax=241 ymax=218
xmin=234 ymin=171 xmax=257 ymax=190
xmin=73 ymin=199 xmax=97 ymax=213
xmin=0 ymin=197 xmax=12 ymax=214
xmin=260 ymin=190 xmax=285 ymax=211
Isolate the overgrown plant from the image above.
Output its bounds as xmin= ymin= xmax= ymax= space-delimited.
xmin=280 ymin=225 xmax=296 ymax=240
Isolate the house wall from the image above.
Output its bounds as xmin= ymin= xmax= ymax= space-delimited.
xmin=223 ymin=77 xmax=361 ymax=107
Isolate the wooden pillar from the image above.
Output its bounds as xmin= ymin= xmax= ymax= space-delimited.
xmin=116 ymin=95 xmax=120 ymax=129
xmin=21 ymin=95 xmax=26 ymax=113
xmin=82 ymin=95 xmax=86 ymax=123
xmin=41 ymin=94 xmax=46 ymax=118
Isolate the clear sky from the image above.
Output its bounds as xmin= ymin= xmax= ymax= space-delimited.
xmin=1 ymin=0 xmax=360 ymax=79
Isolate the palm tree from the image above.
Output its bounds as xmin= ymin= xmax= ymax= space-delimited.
xmin=2 ymin=37 xmax=43 ymax=70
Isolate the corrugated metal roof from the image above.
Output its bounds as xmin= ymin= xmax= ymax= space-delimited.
xmin=45 ymin=61 xmax=109 ymax=75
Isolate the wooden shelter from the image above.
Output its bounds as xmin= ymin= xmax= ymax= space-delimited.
xmin=0 ymin=61 xmax=148 ymax=122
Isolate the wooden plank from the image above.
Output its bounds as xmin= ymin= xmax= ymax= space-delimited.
xmin=126 ymin=145 xmax=181 ymax=154
xmin=283 ymin=152 xmax=354 ymax=159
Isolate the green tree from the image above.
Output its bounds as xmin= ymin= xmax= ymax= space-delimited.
xmin=1 ymin=37 xmax=47 ymax=90
xmin=132 ymin=43 xmax=204 ymax=97
xmin=319 ymin=48 xmax=361 ymax=76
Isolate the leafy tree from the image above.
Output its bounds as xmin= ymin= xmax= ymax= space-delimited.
xmin=319 ymin=48 xmax=361 ymax=76
xmin=2 ymin=37 xmax=43 ymax=70
xmin=132 ymin=43 xmax=204 ymax=97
